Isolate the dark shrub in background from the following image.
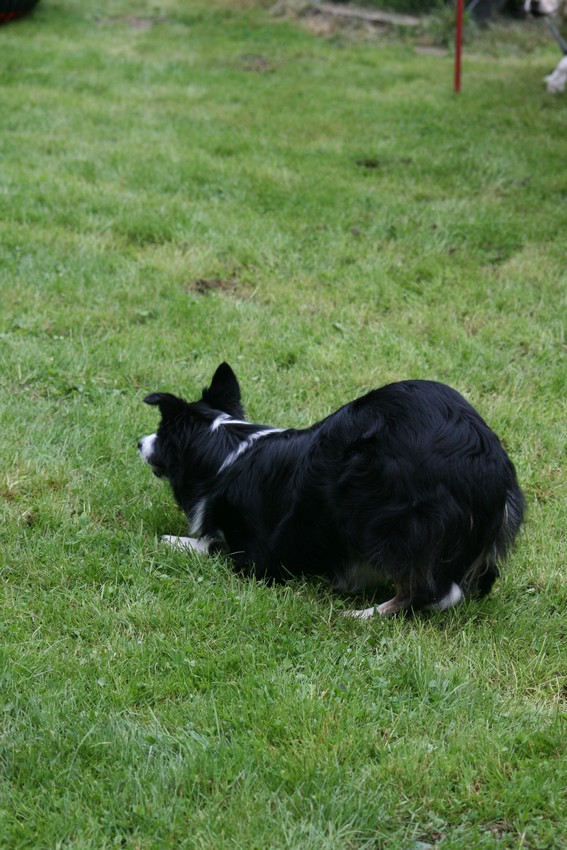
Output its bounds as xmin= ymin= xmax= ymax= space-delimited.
xmin=0 ymin=0 xmax=41 ymax=25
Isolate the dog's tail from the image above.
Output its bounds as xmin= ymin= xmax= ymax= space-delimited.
xmin=461 ymin=486 xmax=525 ymax=597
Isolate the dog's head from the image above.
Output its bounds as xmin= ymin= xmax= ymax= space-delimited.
xmin=138 ymin=362 xmax=245 ymax=498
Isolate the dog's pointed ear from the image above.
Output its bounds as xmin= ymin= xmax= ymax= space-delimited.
xmin=201 ymin=362 xmax=244 ymax=418
xmin=143 ymin=392 xmax=186 ymax=418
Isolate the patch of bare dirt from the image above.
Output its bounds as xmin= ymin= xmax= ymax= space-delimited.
xmin=355 ymin=156 xmax=413 ymax=169
xmin=97 ymin=16 xmax=168 ymax=30
xmin=239 ymin=54 xmax=279 ymax=73
xmin=189 ymin=277 xmax=239 ymax=296
xmin=415 ymin=45 xmax=448 ymax=56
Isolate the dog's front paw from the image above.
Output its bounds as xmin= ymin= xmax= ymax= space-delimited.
xmin=342 ymin=606 xmax=377 ymax=620
xmin=161 ymin=535 xmax=210 ymax=554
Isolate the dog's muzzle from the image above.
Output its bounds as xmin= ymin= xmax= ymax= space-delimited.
xmin=138 ymin=434 xmax=166 ymax=477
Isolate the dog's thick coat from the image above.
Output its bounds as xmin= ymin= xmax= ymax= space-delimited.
xmin=139 ymin=363 xmax=524 ymax=615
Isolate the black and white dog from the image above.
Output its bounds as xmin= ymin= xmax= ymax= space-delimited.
xmin=525 ymin=0 xmax=567 ymax=93
xmin=138 ymin=363 xmax=524 ymax=617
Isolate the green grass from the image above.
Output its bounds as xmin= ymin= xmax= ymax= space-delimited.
xmin=1 ymin=1 xmax=566 ymax=848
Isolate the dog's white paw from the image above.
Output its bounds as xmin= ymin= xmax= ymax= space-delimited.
xmin=161 ymin=535 xmax=210 ymax=554
xmin=545 ymin=56 xmax=567 ymax=94
xmin=424 ymin=582 xmax=463 ymax=611
xmin=342 ymin=606 xmax=377 ymax=620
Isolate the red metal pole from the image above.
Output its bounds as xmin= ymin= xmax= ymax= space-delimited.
xmin=455 ymin=0 xmax=464 ymax=93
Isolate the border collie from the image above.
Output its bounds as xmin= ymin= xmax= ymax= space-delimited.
xmin=138 ymin=363 xmax=524 ymax=617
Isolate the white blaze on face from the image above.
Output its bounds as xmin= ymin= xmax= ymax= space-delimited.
xmin=139 ymin=433 xmax=158 ymax=463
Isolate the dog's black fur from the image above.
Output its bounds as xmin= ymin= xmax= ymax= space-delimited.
xmin=139 ymin=363 xmax=524 ymax=615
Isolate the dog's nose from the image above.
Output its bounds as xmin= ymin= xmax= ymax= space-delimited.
xmin=137 ymin=440 xmax=143 ymax=451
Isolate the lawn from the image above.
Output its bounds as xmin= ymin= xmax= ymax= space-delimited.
xmin=0 ymin=1 xmax=565 ymax=848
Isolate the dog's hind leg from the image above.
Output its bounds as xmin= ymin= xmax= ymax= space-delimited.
xmin=423 ymin=582 xmax=464 ymax=611
xmin=343 ymin=593 xmax=411 ymax=619
xmin=344 ymin=581 xmax=464 ymax=619
xmin=162 ymin=535 xmax=210 ymax=554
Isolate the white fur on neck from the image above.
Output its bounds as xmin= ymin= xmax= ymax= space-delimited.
xmin=218 ymin=428 xmax=283 ymax=474
xmin=211 ymin=413 xmax=249 ymax=430
xmin=188 ymin=498 xmax=207 ymax=536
